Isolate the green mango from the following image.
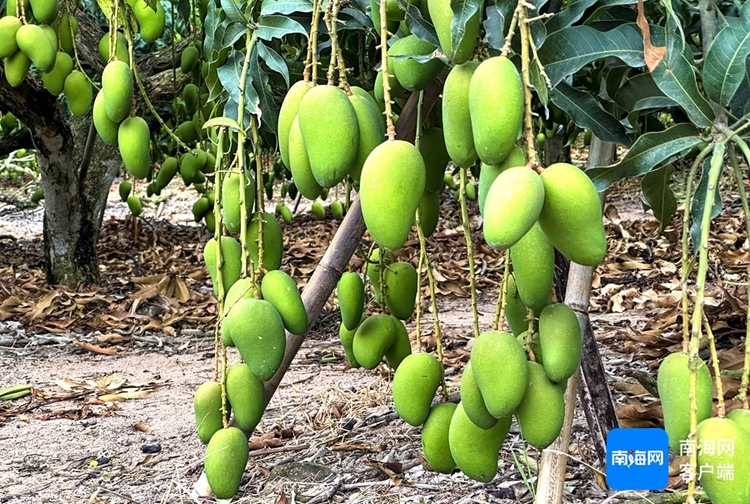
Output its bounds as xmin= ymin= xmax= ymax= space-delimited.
xmin=221 ymin=170 xmax=255 ymax=235
xmin=175 ymin=120 xmax=198 ymax=143
xmin=192 ymin=197 xmax=211 ymax=222
xmin=193 ymin=381 xmax=225 ymax=444
xmin=428 ymin=0 xmax=481 ymax=64
xmin=204 ymin=427 xmax=248 ymax=499
xmin=352 ymin=313 xmax=396 ymax=369
xmin=260 ymin=269 xmax=307 ymax=335
xmin=338 ymin=272 xmax=365 ymax=331
xmin=422 ymin=403 xmax=457 ymax=474
xmin=478 ymin=145 xmax=526 ymax=216
xmin=156 ymin=156 xmax=179 ymax=189
xmin=182 ymin=83 xmax=199 ymax=115
xmin=102 ymin=60 xmax=133 ymax=123
xmin=94 ymin=87 xmax=120 ymax=142
xmin=384 ymin=315 xmax=412 ymax=370
xmin=5 ymin=0 xmax=30 ymax=17
xmin=222 ymin=278 xmax=258 ymax=347
xmin=339 ymin=316 xmax=363 ymax=368
xmin=448 ymin=401 xmax=511 ymax=482
xmin=288 ymin=115 xmax=323 ymax=199
xmin=657 ymin=353 xmax=713 ymax=453
xmin=460 ymin=361 xmax=497 ymax=429
xmin=470 ymin=330 xmax=528 ymax=419
xmin=697 ymin=417 xmax=750 ymax=504
xmin=366 ymin=247 xmax=394 ymax=304
xmin=276 ymin=203 xmax=292 ymax=223
xmin=64 ymin=70 xmax=92 ymax=117
xmin=311 ymin=200 xmax=325 ymax=220
xmin=469 ymin=56 xmax=523 ymax=165
xmin=392 ymin=352 xmax=443 ymax=426
xmin=247 ymin=212 xmax=283 ymax=272
xmin=373 ymin=68 xmax=406 ymax=103
xmin=56 ymin=13 xmax=77 ymax=53
xmin=370 ymin=0 xmax=400 ymax=33
xmin=4 ymin=49 xmax=31 ymax=87
xmin=127 ymin=196 xmax=142 ymax=216
xmin=203 ymin=235 xmax=243 ymax=297
xmin=42 ymin=51 xmax=73 ymax=96
xmin=360 ymin=140 xmax=426 ymax=251
xmin=16 ymin=24 xmax=55 ymax=72
xmin=383 ymin=261 xmax=418 ymax=320
xmin=727 ymin=408 xmax=750 ymax=440
xmin=483 ymin=167 xmax=544 ymax=250
xmin=348 ymin=90 xmax=385 ymax=182
xmin=417 ymin=189 xmax=440 ymax=238
xmin=119 ymin=180 xmax=132 ymax=202
xmin=505 ymin=274 xmax=529 ymax=336
xmin=278 ymin=80 xmax=313 ymax=170
xmin=204 ymin=212 xmax=215 ymax=233
xmin=384 ymin=0 xmax=417 ymax=20
xmin=538 ymin=303 xmax=581 ymax=383
xmin=510 ymin=222 xmax=553 ymax=313
xmin=330 ymin=201 xmax=344 ymax=220
xmin=180 ymin=149 xmax=206 ymax=185
xmin=98 ymin=32 xmax=129 ymax=64
xmin=226 ymin=363 xmax=266 ymax=433
xmin=0 ymin=16 xmax=22 ymax=59
xmin=133 ymin=0 xmax=165 ymax=43
xmin=226 ymin=298 xmax=286 ymax=381
xmin=419 ymin=127 xmax=450 ymax=193
xmin=29 ymin=0 xmax=59 ymax=24
xmin=180 ymin=45 xmax=199 ymax=74
xmin=538 ymin=162 xmax=607 ymax=266
xmin=388 ymin=34 xmax=445 ymax=92
xmin=298 ymin=85 xmax=359 ymax=187
xmin=118 ymin=116 xmax=151 ymax=179
xmin=442 ymin=60 xmax=479 ymax=168
xmin=514 ymin=361 xmax=565 ymax=449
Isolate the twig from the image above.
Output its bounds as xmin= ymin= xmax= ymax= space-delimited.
xmin=248 ymin=443 xmax=311 ymax=457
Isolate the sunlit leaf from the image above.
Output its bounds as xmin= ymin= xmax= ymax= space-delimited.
xmin=261 ymin=0 xmax=314 ymax=15
xmin=257 ymin=15 xmax=309 ymax=41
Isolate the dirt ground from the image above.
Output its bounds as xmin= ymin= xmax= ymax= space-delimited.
xmin=0 ymin=167 xmax=744 ymax=504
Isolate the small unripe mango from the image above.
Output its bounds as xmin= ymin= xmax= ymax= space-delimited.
xmin=4 ymin=49 xmax=31 ymax=87
xmin=260 ymin=269 xmax=307 ymax=335
xmin=419 ymin=127 xmax=450 ymax=193
xmin=352 ymin=314 xmax=396 ymax=369
xmin=417 ymin=189 xmax=440 ymax=238
xmin=460 ymin=361 xmax=497 ymax=429
xmin=226 ymin=299 xmax=286 ymax=381
xmin=384 ymin=316 xmax=412 ymax=370
xmin=388 ymin=34 xmax=444 ymax=92
xmin=483 ymin=167 xmax=545 ymax=250
xmin=697 ymin=417 xmax=750 ymax=504
xmin=133 ymin=0 xmax=166 ymax=43
xmin=442 ymin=61 xmax=479 ymax=168
xmin=428 ymin=0 xmax=480 ymax=64
xmin=348 ymin=91 xmax=385 ymax=182
xmin=221 ymin=170 xmax=255 ymax=235
xmin=392 ymin=352 xmax=443 ymax=426
xmin=338 ymin=272 xmax=365 ymax=331
xmin=0 ymin=16 xmax=22 ymax=59
xmin=29 ymin=0 xmax=59 ymax=24
xmin=421 ymin=403 xmax=457 ymax=474
xmin=203 ymin=235 xmax=243 ymax=297
xmin=102 ymin=60 xmax=134 ymax=123
xmin=226 ymin=364 xmax=266 ymax=433
xmin=288 ymin=115 xmax=322 ymax=199
xmin=16 ymin=23 xmax=56 ymax=72
xmin=514 ymin=361 xmax=565 ymax=449
xmin=118 ymin=116 xmax=151 ymax=179
xmin=478 ymin=145 xmax=526 ymax=216
xmin=64 ymin=70 xmax=93 ymax=117
xmin=42 ymin=51 xmax=73 ymax=96
xmin=383 ymin=261 xmax=418 ymax=320
xmin=204 ymin=427 xmax=248 ymax=499
xmin=193 ymin=381 xmax=225 ymax=444
xmin=470 ymin=330 xmax=528 ymax=419
xmin=247 ymin=212 xmax=283 ymax=272
xmin=448 ymin=402 xmax=511 ymax=482
xmin=278 ymin=80 xmax=313 ymax=170
xmin=180 ymin=45 xmax=199 ymax=74
xmin=510 ymin=222 xmax=553 ymax=313
xmin=538 ymin=303 xmax=581 ymax=383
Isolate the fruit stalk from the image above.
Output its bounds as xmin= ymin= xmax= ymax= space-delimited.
xmin=324 ymin=0 xmax=350 ymax=92
xmin=493 ymin=257 xmax=509 ymax=331
xmin=414 ymin=91 xmax=425 ymax=351
xmin=211 ymin=128 xmax=227 ymax=381
xmin=305 ymin=0 xmax=323 ymax=82
xmin=517 ymin=2 xmax=539 ymax=170
xmin=251 ymin=116 xmax=265 ymax=281
xmin=378 ymin=0 xmax=396 ymax=140
xmin=500 ymin=6 xmax=519 ymax=57
xmin=686 ymin=142 xmax=725 ymax=499
xmin=702 ymin=319 xmax=725 ymax=416
xmin=459 ymin=167 xmax=479 ymax=339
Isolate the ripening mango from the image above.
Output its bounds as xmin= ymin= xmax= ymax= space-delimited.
xmin=352 ymin=313 xmax=396 ymax=369
xmin=388 ymin=34 xmax=444 ymax=92
xmin=42 ymin=51 xmax=74 ymax=96
xmin=392 ymin=352 xmax=443 ymax=426
xmin=538 ymin=303 xmax=581 ymax=383
xmin=538 ymin=162 xmax=607 ymax=266
xmin=102 ymin=60 xmax=134 ymax=123
xmin=98 ymin=32 xmax=129 ymax=64
xmin=510 ymin=222 xmax=553 ymax=314
xmin=225 ymin=363 xmax=266 ymax=433
xmin=348 ymin=90 xmax=386 ymax=182
xmin=657 ymin=353 xmax=713 ymax=453
xmin=469 ymin=56 xmax=523 ymax=165
xmin=373 ymin=69 xmax=406 ymax=103
xmin=478 ymin=145 xmax=526 ymax=216
xmin=288 ymin=115 xmax=323 ymax=199
xmin=448 ymin=402 xmax=511 ymax=482
xmin=16 ymin=24 xmax=56 ymax=72
xmin=460 ymin=361 xmax=497 ymax=429
xmin=278 ymin=80 xmax=312 ymax=170
xmin=260 ymin=269 xmax=307 ymax=335
xmin=193 ymin=381 xmax=225 ymax=444
xmin=470 ymin=330 xmax=528 ymax=419
xmin=697 ymin=417 xmax=750 ymax=504
xmin=298 ymin=85 xmax=359 ymax=188
xmin=338 ymin=272 xmax=365 ymax=331
xmin=360 ymin=140 xmax=426 ymax=251
xmin=203 ymin=235 xmax=243 ymax=297
xmin=3 ymin=49 xmax=31 ymax=87
xmin=55 ymin=13 xmax=77 ymax=53
xmin=383 ymin=261 xmax=418 ymax=320
xmin=226 ymin=298 xmax=286 ymax=381
xmin=428 ymin=0 xmax=480 ymax=64
xmin=384 ymin=316 xmax=412 ymax=371
xmin=419 ymin=127 xmax=450 ymax=193
xmin=442 ymin=60 xmax=479 ymax=168
xmin=29 ymin=0 xmax=59 ymax=24
xmin=204 ymin=427 xmax=248 ymax=499
xmin=422 ymin=403 xmax=457 ymax=474
xmin=247 ymin=212 xmax=283 ymax=272
xmin=0 ymin=16 xmax=22 ymax=59
xmin=64 ymin=70 xmax=93 ymax=117
xmin=133 ymin=0 xmax=165 ymax=43
xmin=221 ymin=170 xmax=255 ymax=235
xmin=483 ymin=167 xmax=545 ymax=250
xmin=118 ymin=116 xmax=151 ymax=179
xmin=221 ymin=278 xmax=258 ymax=347
xmin=366 ymin=247 xmax=394 ymax=304
xmin=514 ymin=361 xmax=565 ymax=449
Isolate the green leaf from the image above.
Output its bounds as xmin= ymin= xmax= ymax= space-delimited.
xmin=549 ymin=81 xmax=631 ymax=146
xmin=256 ymin=15 xmax=309 ymax=41
xmin=203 ymin=1 xmax=224 ymax=60
xmin=249 ymin=44 xmax=279 ymax=143
xmin=689 ymin=155 xmax=722 ymax=247
xmin=544 ymin=0 xmax=598 ymax=34
xmin=450 ymin=0 xmax=482 ymax=59
xmin=614 ymin=73 xmax=676 ymax=112
xmin=223 ymin=22 xmax=247 ymax=47
xmin=221 ymin=0 xmax=247 ymax=23
xmin=177 ymin=0 xmax=191 ymax=23
xmin=203 ymin=116 xmax=242 ymax=130
xmin=258 ymin=41 xmax=290 ymax=87
xmin=703 ymin=14 xmax=750 ymax=106
xmin=341 ymin=7 xmax=371 ymax=30
xmin=650 ymin=26 xmax=715 ymax=128
xmin=537 ymin=24 xmax=646 ymax=87
xmin=260 ymin=0 xmax=314 ymax=15
xmin=483 ymin=0 xmax=515 ymax=51
xmin=641 ymin=164 xmax=677 ymax=232
xmin=217 ymin=51 xmax=255 ymax=109
xmin=587 ymin=123 xmax=702 ymax=190
xmin=397 ymin=0 xmax=439 ymax=48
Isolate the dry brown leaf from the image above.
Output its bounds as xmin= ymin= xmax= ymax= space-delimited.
xmin=133 ymin=422 xmax=153 ymax=433
xmin=72 ymin=340 xmax=117 ymax=356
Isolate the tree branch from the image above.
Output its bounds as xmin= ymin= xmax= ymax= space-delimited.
xmin=0 ymin=128 xmax=34 ymax=157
